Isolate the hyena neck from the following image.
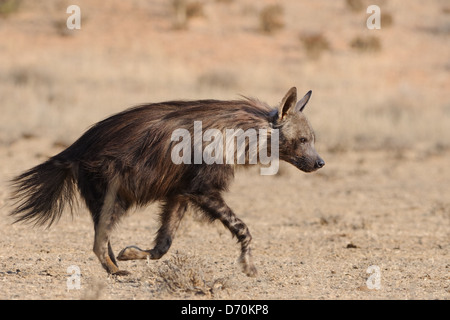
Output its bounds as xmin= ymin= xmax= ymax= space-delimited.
xmin=268 ymin=108 xmax=279 ymax=123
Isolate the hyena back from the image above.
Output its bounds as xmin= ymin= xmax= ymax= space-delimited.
xmin=9 ymin=87 xmax=324 ymax=276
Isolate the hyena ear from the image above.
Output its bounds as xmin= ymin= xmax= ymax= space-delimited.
xmin=278 ymin=87 xmax=297 ymax=120
xmin=295 ymin=90 xmax=312 ymax=113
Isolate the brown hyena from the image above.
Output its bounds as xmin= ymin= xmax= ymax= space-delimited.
xmin=9 ymin=87 xmax=324 ymax=277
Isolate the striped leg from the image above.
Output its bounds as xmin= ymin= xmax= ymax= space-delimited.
xmin=192 ymin=193 xmax=257 ymax=277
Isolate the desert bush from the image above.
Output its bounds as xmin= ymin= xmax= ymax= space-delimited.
xmin=299 ymin=32 xmax=331 ymax=59
xmin=197 ymin=70 xmax=238 ymax=89
xmin=350 ymin=35 xmax=381 ymax=52
xmin=345 ymin=0 xmax=364 ymax=12
xmin=0 ymin=0 xmax=21 ymax=17
xmin=381 ymin=11 xmax=394 ymax=28
xmin=53 ymin=19 xmax=77 ymax=37
xmin=8 ymin=67 xmax=52 ymax=87
xmin=259 ymin=4 xmax=284 ymax=34
xmin=171 ymin=0 xmax=205 ymax=30
xmin=185 ymin=1 xmax=204 ymax=18
xmin=150 ymin=253 xmax=229 ymax=297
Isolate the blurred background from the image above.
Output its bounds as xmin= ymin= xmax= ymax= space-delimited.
xmin=0 ymin=1 xmax=449 ymax=299
xmin=1 ymin=0 xmax=449 ymax=153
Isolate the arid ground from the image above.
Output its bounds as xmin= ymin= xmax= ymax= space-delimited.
xmin=0 ymin=0 xmax=449 ymax=299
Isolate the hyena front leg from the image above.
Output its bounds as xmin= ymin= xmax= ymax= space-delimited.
xmin=117 ymin=197 xmax=187 ymax=261
xmin=193 ymin=193 xmax=257 ymax=277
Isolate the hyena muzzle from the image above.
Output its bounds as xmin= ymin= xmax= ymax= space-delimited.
xmin=9 ymin=87 xmax=324 ymax=277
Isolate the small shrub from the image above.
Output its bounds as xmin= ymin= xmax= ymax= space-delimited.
xmin=350 ymin=35 xmax=381 ymax=52
xmin=381 ymin=11 xmax=394 ymax=28
xmin=300 ymin=32 xmax=330 ymax=59
xmin=345 ymin=0 xmax=364 ymax=12
xmin=53 ymin=19 xmax=76 ymax=37
xmin=151 ymin=253 xmax=230 ymax=297
xmin=186 ymin=1 xmax=204 ymax=18
xmin=171 ymin=0 xmax=205 ymax=30
xmin=198 ymin=70 xmax=238 ymax=89
xmin=0 ymin=0 xmax=21 ymax=17
xmin=9 ymin=67 xmax=52 ymax=86
xmin=259 ymin=4 xmax=284 ymax=34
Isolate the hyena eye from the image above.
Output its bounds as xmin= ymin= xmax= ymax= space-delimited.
xmin=300 ymin=137 xmax=308 ymax=144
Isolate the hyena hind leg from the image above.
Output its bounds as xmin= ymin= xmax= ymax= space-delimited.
xmin=192 ymin=194 xmax=257 ymax=277
xmin=117 ymin=198 xmax=188 ymax=261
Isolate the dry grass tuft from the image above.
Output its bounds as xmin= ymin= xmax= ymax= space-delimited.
xmin=149 ymin=252 xmax=230 ymax=297
xmin=171 ymin=0 xmax=205 ymax=30
xmin=0 ymin=0 xmax=21 ymax=17
xmin=197 ymin=70 xmax=238 ymax=89
xmin=381 ymin=11 xmax=394 ymax=28
xmin=350 ymin=35 xmax=381 ymax=52
xmin=345 ymin=0 xmax=364 ymax=12
xmin=300 ymin=32 xmax=331 ymax=59
xmin=259 ymin=4 xmax=284 ymax=34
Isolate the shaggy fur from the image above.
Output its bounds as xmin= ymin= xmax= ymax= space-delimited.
xmin=10 ymin=87 xmax=324 ymax=276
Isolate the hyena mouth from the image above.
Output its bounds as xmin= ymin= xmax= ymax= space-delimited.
xmin=290 ymin=156 xmax=319 ymax=173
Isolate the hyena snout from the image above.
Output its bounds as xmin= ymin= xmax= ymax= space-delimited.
xmin=292 ymin=153 xmax=324 ymax=172
xmin=315 ymin=157 xmax=325 ymax=169
xmin=302 ymin=152 xmax=325 ymax=172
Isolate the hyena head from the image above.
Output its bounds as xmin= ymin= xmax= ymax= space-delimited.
xmin=275 ymin=87 xmax=325 ymax=173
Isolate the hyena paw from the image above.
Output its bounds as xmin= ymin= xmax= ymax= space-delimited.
xmin=111 ymin=270 xmax=131 ymax=276
xmin=117 ymin=246 xmax=149 ymax=261
xmin=238 ymin=255 xmax=257 ymax=277
xmin=242 ymin=263 xmax=258 ymax=277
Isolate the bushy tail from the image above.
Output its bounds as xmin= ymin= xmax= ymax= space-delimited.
xmin=9 ymin=157 xmax=77 ymax=228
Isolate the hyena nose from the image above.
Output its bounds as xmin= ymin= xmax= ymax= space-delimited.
xmin=315 ymin=158 xmax=325 ymax=169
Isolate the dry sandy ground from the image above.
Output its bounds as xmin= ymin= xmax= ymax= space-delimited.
xmin=0 ymin=0 xmax=449 ymax=300
xmin=1 ymin=138 xmax=448 ymax=300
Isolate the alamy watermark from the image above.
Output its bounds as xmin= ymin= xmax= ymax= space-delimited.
xmin=170 ymin=121 xmax=280 ymax=175
xmin=67 ymin=265 xmax=81 ymax=290
xmin=366 ymin=5 xmax=381 ymax=30
xmin=65 ymin=4 xmax=382 ymax=31
xmin=66 ymin=5 xmax=81 ymax=30
xmin=366 ymin=265 xmax=381 ymax=290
